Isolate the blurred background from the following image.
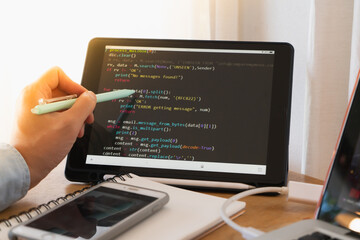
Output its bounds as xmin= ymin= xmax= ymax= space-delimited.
xmin=0 ymin=0 xmax=359 ymax=180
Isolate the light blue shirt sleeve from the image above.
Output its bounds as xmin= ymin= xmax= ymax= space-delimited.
xmin=0 ymin=143 xmax=30 ymax=212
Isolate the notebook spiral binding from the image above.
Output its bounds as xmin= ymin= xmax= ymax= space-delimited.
xmin=0 ymin=173 xmax=132 ymax=232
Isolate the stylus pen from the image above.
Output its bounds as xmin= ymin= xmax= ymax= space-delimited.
xmin=31 ymin=89 xmax=135 ymax=115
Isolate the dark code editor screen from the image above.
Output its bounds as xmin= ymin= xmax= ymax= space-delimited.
xmin=85 ymin=46 xmax=274 ymax=175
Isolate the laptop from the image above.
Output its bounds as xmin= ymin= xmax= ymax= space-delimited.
xmin=254 ymin=71 xmax=360 ymax=239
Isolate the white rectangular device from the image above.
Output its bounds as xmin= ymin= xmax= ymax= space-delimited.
xmin=9 ymin=182 xmax=169 ymax=240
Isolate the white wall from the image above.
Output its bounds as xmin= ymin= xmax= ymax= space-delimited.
xmin=0 ymin=0 xmax=202 ymax=142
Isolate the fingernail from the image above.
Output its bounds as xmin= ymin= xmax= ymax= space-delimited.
xmin=84 ymin=91 xmax=96 ymax=101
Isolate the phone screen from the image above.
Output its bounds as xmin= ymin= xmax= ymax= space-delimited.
xmin=25 ymin=186 xmax=156 ymax=239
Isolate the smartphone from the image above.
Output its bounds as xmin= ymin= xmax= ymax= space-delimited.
xmin=9 ymin=182 xmax=169 ymax=240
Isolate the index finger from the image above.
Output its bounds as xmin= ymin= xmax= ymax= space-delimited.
xmin=37 ymin=66 xmax=87 ymax=97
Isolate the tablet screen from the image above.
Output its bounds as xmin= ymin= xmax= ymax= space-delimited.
xmin=66 ymin=38 xmax=293 ymax=187
xmin=86 ymin=45 xmax=273 ymax=175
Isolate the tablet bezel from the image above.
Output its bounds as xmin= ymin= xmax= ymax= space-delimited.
xmin=65 ymin=38 xmax=293 ymax=188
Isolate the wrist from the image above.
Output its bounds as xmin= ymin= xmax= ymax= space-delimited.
xmin=10 ymin=139 xmax=44 ymax=188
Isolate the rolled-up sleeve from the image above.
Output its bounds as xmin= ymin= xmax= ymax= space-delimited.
xmin=0 ymin=143 xmax=30 ymax=212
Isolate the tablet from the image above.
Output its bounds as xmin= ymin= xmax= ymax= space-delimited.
xmin=65 ymin=38 xmax=294 ymax=189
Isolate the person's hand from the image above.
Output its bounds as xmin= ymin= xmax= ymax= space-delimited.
xmin=10 ymin=67 xmax=97 ymax=188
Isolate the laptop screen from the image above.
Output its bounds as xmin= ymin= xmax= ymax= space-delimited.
xmin=317 ymin=75 xmax=360 ymax=234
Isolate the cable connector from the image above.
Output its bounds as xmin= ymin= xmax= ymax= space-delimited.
xmin=287 ymin=181 xmax=323 ymax=204
xmin=220 ymin=182 xmax=323 ymax=239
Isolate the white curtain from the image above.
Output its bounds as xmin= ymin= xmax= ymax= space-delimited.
xmin=304 ymin=0 xmax=356 ymax=179
xmin=1 ymin=0 xmax=359 ymax=180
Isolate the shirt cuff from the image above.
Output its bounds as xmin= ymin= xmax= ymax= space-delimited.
xmin=0 ymin=143 xmax=30 ymax=211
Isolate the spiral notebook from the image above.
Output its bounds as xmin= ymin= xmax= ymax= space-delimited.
xmin=0 ymin=174 xmax=245 ymax=240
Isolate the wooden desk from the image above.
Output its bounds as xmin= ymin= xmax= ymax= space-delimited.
xmin=0 ymin=160 xmax=323 ymax=239
xmin=201 ymin=174 xmax=323 ymax=240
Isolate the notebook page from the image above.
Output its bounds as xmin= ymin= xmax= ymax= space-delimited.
xmin=116 ymin=174 xmax=245 ymax=240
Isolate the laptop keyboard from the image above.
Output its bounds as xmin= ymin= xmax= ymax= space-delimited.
xmin=298 ymin=231 xmax=341 ymax=240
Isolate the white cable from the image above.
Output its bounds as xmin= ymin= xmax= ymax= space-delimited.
xmin=220 ymin=186 xmax=289 ymax=240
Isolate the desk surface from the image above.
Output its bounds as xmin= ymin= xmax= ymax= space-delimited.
xmin=0 ymin=160 xmax=323 ymax=240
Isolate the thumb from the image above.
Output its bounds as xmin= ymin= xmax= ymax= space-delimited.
xmin=66 ymin=91 xmax=97 ymax=122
